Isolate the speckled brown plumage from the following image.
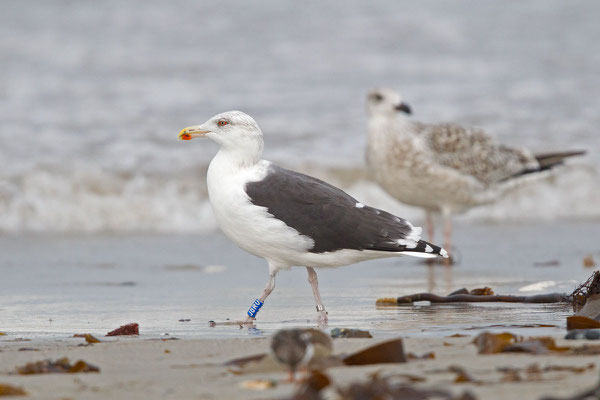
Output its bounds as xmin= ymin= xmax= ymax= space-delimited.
xmin=366 ymin=88 xmax=584 ymax=260
xmin=366 ymin=88 xmax=584 ymax=215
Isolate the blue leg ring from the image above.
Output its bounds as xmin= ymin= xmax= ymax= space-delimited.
xmin=247 ymin=299 xmax=264 ymax=318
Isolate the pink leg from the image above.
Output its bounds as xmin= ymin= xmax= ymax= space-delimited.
xmin=427 ymin=264 xmax=435 ymax=292
xmin=211 ymin=272 xmax=276 ymax=327
xmin=425 ymin=210 xmax=434 ymax=242
xmin=443 ymin=216 xmax=452 ymax=267
xmin=258 ymin=273 xmax=276 ymax=302
xmin=287 ymin=369 xmax=296 ymax=383
xmin=306 ymin=267 xmax=328 ymax=324
xmin=425 ymin=211 xmax=435 ymax=266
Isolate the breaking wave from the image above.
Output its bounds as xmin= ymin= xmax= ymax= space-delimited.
xmin=2 ymin=0 xmax=600 ymax=233
xmin=0 ymin=161 xmax=598 ymax=233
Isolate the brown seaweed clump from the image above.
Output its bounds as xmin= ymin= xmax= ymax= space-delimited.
xmin=286 ymin=371 xmax=477 ymax=400
xmin=73 ymin=333 xmax=101 ymax=343
xmin=335 ymin=373 xmax=477 ymax=400
xmin=106 ymin=323 xmax=139 ymax=336
xmin=16 ymin=358 xmax=99 ymax=374
xmin=0 ymin=384 xmax=27 ymax=396
xmin=571 ymin=270 xmax=600 ymax=312
xmin=473 ymin=332 xmax=569 ymax=355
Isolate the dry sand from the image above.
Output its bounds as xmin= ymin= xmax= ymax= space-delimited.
xmin=1 ymin=334 xmax=598 ymax=400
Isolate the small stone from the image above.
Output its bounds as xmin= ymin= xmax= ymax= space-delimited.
xmin=330 ymin=328 xmax=372 ymax=338
xmin=583 ymin=254 xmax=596 ymax=268
xmin=565 ymin=331 xmax=585 ymax=340
xmin=585 ymin=330 xmax=600 ymax=340
xmin=240 ymin=379 xmax=277 ymax=390
xmin=565 ymin=329 xmax=600 ymax=340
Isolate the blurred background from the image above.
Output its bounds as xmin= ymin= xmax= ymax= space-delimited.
xmin=1 ymin=1 xmax=599 ymax=338
xmin=1 ymin=0 xmax=599 ymax=234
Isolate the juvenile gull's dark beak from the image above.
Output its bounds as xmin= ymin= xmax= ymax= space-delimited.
xmin=395 ymin=102 xmax=412 ymax=114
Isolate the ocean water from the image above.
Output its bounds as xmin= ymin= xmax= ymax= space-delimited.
xmin=1 ymin=2 xmax=599 ymax=341
xmin=0 ymin=222 xmax=598 ymax=339
xmin=1 ymin=1 xmax=600 ymax=233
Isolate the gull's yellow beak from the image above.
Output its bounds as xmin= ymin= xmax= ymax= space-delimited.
xmin=178 ymin=126 xmax=210 ymax=140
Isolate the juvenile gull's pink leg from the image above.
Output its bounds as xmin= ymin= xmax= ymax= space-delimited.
xmin=443 ymin=216 xmax=452 ymax=267
xmin=425 ymin=210 xmax=435 ymax=266
xmin=426 ymin=210 xmax=435 ymax=242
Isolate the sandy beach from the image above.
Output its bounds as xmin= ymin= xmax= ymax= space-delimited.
xmin=0 ymin=334 xmax=598 ymax=400
xmin=2 ymin=2 xmax=600 ymax=399
xmin=1 ymin=225 xmax=599 ymax=399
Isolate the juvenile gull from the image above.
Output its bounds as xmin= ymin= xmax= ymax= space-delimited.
xmin=178 ymin=111 xmax=447 ymax=324
xmin=366 ymin=88 xmax=585 ymax=260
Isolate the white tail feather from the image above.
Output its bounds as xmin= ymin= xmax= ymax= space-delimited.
xmin=398 ymin=251 xmax=438 ymax=259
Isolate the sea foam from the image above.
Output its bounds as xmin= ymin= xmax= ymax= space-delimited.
xmin=0 ymin=162 xmax=598 ymax=233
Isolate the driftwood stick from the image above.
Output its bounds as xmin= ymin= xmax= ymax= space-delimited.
xmin=378 ymin=292 xmax=569 ymax=305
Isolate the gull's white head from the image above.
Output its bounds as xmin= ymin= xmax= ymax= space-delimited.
xmin=178 ymin=110 xmax=264 ymax=162
xmin=366 ymin=88 xmax=412 ymax=118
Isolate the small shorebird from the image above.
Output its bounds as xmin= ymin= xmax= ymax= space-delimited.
xmin=366 ymin=88 xmax=584 ymax=262
xmin=271 ymin=328 xmax=332 ymax=381
xmin=178 ymin=111 xmax=447 ymax=324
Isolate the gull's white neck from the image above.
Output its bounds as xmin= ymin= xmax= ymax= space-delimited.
xmin=211 ymin=132 xmax=264 ymax=169
xmin=368 ymin=113 xmax=412 ymax=141
xmin=209 ymin=146 xmax=261 ymax=174
xmin=206 ymin=139 xmax=267 ymax=204
xmin=205 ymin=128 xmax=266 ymax=210
xmin=205 ymin=143 xmax=272 ymax=254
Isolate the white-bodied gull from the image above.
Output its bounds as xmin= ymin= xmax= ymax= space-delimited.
xmin=366 ymin=88 xmax=585 ymax=261
xmin=179 ymin=111 xmax=447 ymax=324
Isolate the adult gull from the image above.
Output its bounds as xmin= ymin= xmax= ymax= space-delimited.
xmin=179 ymin=111 xmax=447 ymax=324
xmin=366 ymin=88 xmax=585 ymax=262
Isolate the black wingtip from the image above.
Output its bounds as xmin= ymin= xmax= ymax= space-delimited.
xmin=414 ymin=240 xmax=448 ymax=258
xmin=535 ymin=150 xmax=586 ymax=169
xmin=503 ymin=149 xmax=586 ymax=182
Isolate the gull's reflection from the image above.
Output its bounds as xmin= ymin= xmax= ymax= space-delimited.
xmin=427 ymin=264 xmax=454 ymax=294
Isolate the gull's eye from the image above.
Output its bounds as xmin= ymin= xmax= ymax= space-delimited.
xmin=372 ymin=93 xmax=383 ymax=102
xmin=217 ymin=120 xmax=229 ymax=126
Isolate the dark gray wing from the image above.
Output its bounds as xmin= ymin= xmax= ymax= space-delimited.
xmin=245 ymin=164 xmax=443 ymax=255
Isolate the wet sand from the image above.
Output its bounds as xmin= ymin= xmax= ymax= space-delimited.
xmin=0 ymin=335 xmax=598 ymax=400
xmin=1 ymin=221 xmax=598 ymax=339
xmin=1 ymin=221 xmax=599 ymax=398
